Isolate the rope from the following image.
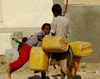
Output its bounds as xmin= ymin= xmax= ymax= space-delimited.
xmin=63 ymin=0 xmax=69 ymax=16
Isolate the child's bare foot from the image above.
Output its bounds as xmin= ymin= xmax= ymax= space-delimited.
xmin=7 ymin=66 xmax=11 ymax=78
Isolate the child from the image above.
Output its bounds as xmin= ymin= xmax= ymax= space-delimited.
xmin=51 ymin=4 xmax=72 ymax=79
xmin=7 ymin=23 xmax=51 ymax=78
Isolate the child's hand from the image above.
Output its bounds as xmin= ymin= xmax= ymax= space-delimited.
xmin=51 ymin=33 xmax=55 ymax=36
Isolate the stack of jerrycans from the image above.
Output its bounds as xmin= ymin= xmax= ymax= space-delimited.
xmin=69 ymin=41 xmax=93 ymax=77
xmin=29 ymin=36 xmax=93 ymax=76
xmin=29 ymin=36 xmax=69 ymax=71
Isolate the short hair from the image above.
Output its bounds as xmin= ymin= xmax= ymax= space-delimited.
xmin=22 ymin=37 xmax=28 ymax=43
xmin=42 ymin=23 xmax=51 ymax=29
xmin=52 ymin=4 xmax=62 ymax=14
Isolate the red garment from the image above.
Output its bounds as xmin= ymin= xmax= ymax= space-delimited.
xmin=9 ymin=43 xmax=31 ymax=72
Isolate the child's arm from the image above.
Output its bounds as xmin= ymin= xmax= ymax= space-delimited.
xmin=67 ymin=24 xmax=71 ymax=34
xmin=51 ymin=19 xmax=57 ymax=36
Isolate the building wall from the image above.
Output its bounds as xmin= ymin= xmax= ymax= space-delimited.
xmin=65 ymin=0 xmax=100 ymax=4
xmin=0 ymin=0 xmax=100 ymax=63
xmin=2 ymin=0 xmax=53 ymax=28
xmin=0 ymin=0 xmax=2 ymax=22
xmin=1 ymin=0 xmax=100 ymax=28
xmin=0 ymin=0 xmax=53 ymax=55
xmin=68 ymin=5 xmax=100 ymax=62
xmin=0 ymin=33 xmax=12 ymax=55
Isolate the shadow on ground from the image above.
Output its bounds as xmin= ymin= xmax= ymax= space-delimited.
xmin=52 ymin=74 xmax=61 ymax=79
xmin=52 ymin=74 xmax=61 ymax=77
xmin=72 ymin=75 xmax=82 ymax=79
xmin=28 ymin=75 xmax=50 ymax=79
xmin=52 ymin=74 xmax=81 ymax=79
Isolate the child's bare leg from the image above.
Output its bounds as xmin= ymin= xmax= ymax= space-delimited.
xmin=59 ymin=59 xmax=72 ymax=79
xmin=7 ymin=66 xmax=12 ymax=78
xmin=41 ymin=71 xmax=46 ymax=79
xmin=60 ymin=69 xmax=65 ymax=79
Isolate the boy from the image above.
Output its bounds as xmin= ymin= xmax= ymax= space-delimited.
xmin=7 ymin=23 xmax=51 ymax=78
xmin=51 ymin=4 xmax=72 ymax=79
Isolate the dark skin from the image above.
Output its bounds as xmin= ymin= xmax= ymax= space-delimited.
xmin=42 ymin=25 xmax=51 ymax=35
xmin=53 ymin=12 xmax=62 ymax=17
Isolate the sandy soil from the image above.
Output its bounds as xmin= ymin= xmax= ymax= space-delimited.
xmin=0 ymin=56 xmax=100 ymax=79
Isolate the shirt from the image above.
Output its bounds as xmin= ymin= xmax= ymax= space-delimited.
xmin=51 ymin=16 xmax=70 ymax=38
xmin=26 ymin=31 xmax=45 ymax=47
xmin=51 ymin=16 xmax=71 ymax=61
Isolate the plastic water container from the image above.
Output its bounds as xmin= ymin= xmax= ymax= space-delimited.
xmin=5 ymin=48 xmax=19 ymax=63
xmin=70 ymin=41 xmax=93 ymax=57
xmin=67 ymin=56 xmax=81 ymax=77
xmin=29 ymin=47 xmax=49 ymax=71
xmin=42 ymin=36 xmax=69 ymax=53
xmin=72 ymin=56 xmax=81 ymax=77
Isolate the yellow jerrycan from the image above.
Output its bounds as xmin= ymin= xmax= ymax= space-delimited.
xmin=29 ymin=47 xmax=49 ymax=71
xmin=42 ymin=36 xmax=69 ymax=53
xmin=67 ymin=56 xmax=81 ymax=77
xmin=70 ymin=41 xmax=93 ymax=57
xmin=71 ymin=56 xmax=81 ymax=77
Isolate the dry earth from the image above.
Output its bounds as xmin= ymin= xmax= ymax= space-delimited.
xmin=0 ymin=56 xmax=100 ymax=79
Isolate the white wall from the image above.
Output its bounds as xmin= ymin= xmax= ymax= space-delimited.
xmin=0 ymin=0 xmax=2 ymax=22
xmin=0 ymin=33 xmax=12 ymax=55
xmin=2 ymin=0 xmax=53 ymax=28
xmin=1 ymin=0 xmax=100 ymax=28
xmin=0 ymin=0 xmax=53 ymax=55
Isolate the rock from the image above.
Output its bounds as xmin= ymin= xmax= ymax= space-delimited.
xmin=96 ymin=70 xmax=99 ymax=74
xmin=81 ymin=63 xmax=86 ymax=69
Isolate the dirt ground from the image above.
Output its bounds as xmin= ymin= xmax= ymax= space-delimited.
xmin=0 ymin=56 xmax=100 ymax=79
